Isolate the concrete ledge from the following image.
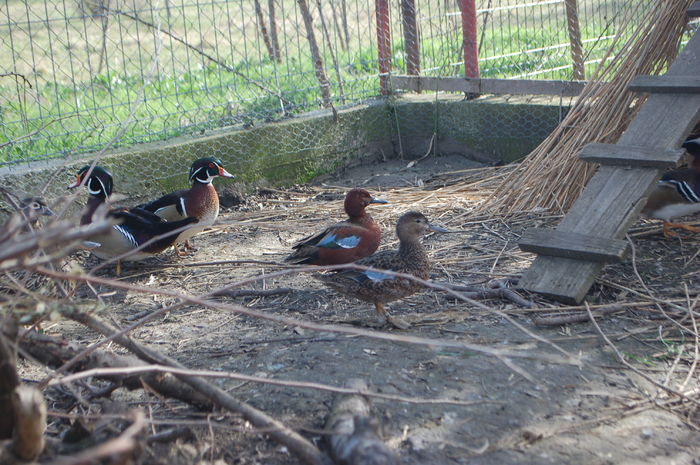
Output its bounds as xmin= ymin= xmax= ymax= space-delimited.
xmin=0 ymin=94 xmax=569 ymax=215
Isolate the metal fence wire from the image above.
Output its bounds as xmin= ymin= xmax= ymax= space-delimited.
xmin=0 ymin=0 xmax=661 ymax=170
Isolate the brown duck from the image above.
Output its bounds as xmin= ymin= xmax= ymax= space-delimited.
xmin=316 ymin=211 xmax=446 ymax=329
xmin=285 ymin=188 xmax=387 ymax=265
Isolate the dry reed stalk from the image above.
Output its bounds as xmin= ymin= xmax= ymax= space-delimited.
xmin=480 ymin=0 xmax=693 ymax=215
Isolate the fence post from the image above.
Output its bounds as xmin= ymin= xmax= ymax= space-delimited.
xmin=401 ymin=0 xmax=420 ymax=77
xmin=565 ymin=0 xmax=585 ymax=80
xmin=459 ymin=0 xmax=479 ymax=81
xmin=376 ymin=0 xmax=391 ymax=94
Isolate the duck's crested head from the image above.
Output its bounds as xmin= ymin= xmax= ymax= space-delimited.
xmin=344 ymin=188 xmax=387 ymax=217
xmin=68 ymin=165 xmax=113 ymax=199
xmin=19 ymin=196 xmax=54 ymax=217
xmin=395 ymin=211 xmax=446 ymax=242
xmin=189 ymin=157 xmax=235 ymax=184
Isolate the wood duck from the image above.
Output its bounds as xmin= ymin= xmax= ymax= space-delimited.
xmin=316 ymin=211 xmax=446 ymax=329
xmin=642 ymin=137 xmax=700 ymax=237
xmin=18 ymin=197 xmax=54 ymax=226
xmin=68 ymin=165 xmax=198 ymax=269
xmin=137 ymin=157 xmax=234 ymax=254
xmin=285 ymin=188 xmax=387 ymax=265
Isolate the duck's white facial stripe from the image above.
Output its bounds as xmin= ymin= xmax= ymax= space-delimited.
xmin=190 ymin=166 xmax=216 ymax=184
xmin=87 ymin=176 xmax=107 ymax=196
xmin=179 ymin=197 xmax=188 ymax=216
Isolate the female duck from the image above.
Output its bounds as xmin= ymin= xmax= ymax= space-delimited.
xmin=317 ymin=211 xmax=446 ymax=329
xmin=68 ymin=165 xmax=198 ymax=266
xmin=138 ymin=157 xmax=234 ymax=254
xmin=285 ymin=188 xmax=387 ymax=265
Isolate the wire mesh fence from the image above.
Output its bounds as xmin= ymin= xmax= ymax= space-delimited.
xmin=0 ymin=0 xmax=678 ymax=172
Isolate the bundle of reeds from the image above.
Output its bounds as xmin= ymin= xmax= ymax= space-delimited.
xmin=481 ymin=0 xmax=693 ymax=215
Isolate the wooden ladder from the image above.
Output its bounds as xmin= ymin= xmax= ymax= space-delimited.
xmin=518 ymin=8 xmax=700 ymax=304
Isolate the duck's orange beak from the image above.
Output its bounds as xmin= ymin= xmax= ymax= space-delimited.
xmin=218 ymin=166 xmax=235 ymax=178
xmin=67 ymin=175 xmax=82 ymax=189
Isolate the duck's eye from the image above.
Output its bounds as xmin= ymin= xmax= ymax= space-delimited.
xmin=31 ymin=202 xmax=40 ymax=209
xmin=209 ymin=162 xmax=216 ymax=169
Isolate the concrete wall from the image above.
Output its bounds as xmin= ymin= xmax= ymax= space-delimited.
xmin=0 ymin=94 xmax=568 ymax=214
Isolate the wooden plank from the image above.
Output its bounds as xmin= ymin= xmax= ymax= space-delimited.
xmin=629 ymin=75 xmax=700 ymax=93
xmin=578 ymin=142 xmax=684 ymax=168
xmin=689 ymin=1 xmax=700 ymax=17
xmin=519 ymin=228 xmax=629 ymax=262
xmin=520 ymin=29 xmax=700 ymax=303
xmin=390 ymin=75 xmax=586 ymax=97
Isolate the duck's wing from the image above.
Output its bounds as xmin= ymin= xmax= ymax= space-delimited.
xmin=137 ymin=189 xmax=189 ymax=220
xmin=109 ymin=210 xmax=198 ymax=253
xmin=285 ymin=221 xmax=368 ymax=263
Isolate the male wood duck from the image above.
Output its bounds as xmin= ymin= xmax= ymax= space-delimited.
xmin=285 ymin=188 xmax=387 ymax=265
xmin=68 ymin=165 xmax=198 ymax=269
xmin=316 ymin=211 xmax=446 ymax=329
xmin=642 ymin=137 xmax=700 ymax=237
xmin=137 ymin=157 xmax=234 ymax=254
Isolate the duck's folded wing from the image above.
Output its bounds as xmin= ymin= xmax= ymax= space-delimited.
xmin=137 ymin=189 xmax=189 ymax=218
xmin=659 ymin=180 xmax=700 ymax=203
xmin=294 ymin=222 xmax=364 ymax=250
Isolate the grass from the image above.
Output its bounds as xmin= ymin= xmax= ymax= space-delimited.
xmin=0 ymin=0 xmax=651 ymax=165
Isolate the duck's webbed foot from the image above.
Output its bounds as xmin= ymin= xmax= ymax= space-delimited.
xmin=374 ymin=303 xmax=410 ymax=330
xmin=663 ymin=221 xmax=700 ymax=238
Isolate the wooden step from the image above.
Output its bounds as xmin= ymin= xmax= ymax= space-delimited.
xmin=629 ymin=75 xmax=700 ymax=93
xmin=689 ymin=1 xmax=700 ymax=17
xmin=578 ymin=142 xmax=684 ymax=168
xmin=519 ymin=228 xmax=629 ymax=263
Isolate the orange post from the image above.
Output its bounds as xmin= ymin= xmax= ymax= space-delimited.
xmin=376 ymin=0 xmax=391 ymax=94
xmin=459 ymin=0 xmax=480 ymax=79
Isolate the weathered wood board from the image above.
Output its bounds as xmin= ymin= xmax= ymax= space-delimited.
xmin=629 ymin=75 xmax=700 ymax=94
xmin=578 ymin=143 xmax=684 ymax=168
xmin=519 ymin=228 xmax=629 ymax=262
xmin=390 ymin=75 xmax=586 ymax=97
xmin=519 ymin=28 xmax=700 ymax=304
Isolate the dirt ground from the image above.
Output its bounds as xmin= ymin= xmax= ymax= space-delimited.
xmin=19 ymin=153 xmax=700 ymax=464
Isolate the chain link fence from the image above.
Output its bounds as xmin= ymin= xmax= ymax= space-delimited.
xmin=0 ymin=0 xmax=678 ymax=181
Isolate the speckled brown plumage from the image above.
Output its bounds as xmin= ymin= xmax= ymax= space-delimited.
xmin=317 ymin=211 xmax=445 ymax=329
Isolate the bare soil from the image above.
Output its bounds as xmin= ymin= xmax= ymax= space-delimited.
xmin=21 ymin=154 xmax=700 ymax=464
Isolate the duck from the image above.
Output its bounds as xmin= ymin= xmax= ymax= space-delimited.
xmin=18 ymin=197 xmax=54 ymax=227
xmin=285 ymin=188 xmax=387 ymax=265
xmin=68 ymin=165 xmax=198 ymax=270
xmin=642 ymin=137 xmax=700 ymax=237
xmin=137 ymin=157 xmax=234 ymax=254
xmin=316 ymin=211 xmax=446 ymax=329
xmin=0 ymin=196 xmax=54 ymax=239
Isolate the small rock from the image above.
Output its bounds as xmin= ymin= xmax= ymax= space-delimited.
xmin=640 ymin=428 xmax=653 ymax=439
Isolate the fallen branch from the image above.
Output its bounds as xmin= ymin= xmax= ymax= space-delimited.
xmin=446 ymin=283 xmax=535 ymax=308
xmin=0 ymin=319 xmax=19 ymax=439
xmin=325 ymin=379 xmax=399 ymax=465
xmin=19 ymin=331 xmax=212 ymax=409
xmin=212 ymin=287 xmax=294 ymax=298
xmin=48 ymin=363 xmax=490 ymax=407
xmin=0 ymin=385 xmax=47 ymax=464
xmin=533 ymin=305 xmax=624 ymax=327
xmin=50 ymin=411 xmax=146 ymax=465
xmin=66 ymin=311 xmax=326 ymax=465
xmin=33 ymin=266 xmax=578 ymax=366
